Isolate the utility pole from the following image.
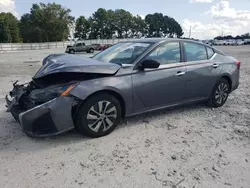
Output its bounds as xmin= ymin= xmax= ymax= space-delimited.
xmin=189 ymin=26 xmax=192 ymax=39
xmin=221 ymin=30 xmax=224 ymax=38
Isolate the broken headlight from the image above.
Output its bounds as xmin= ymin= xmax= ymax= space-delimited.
xmin=29 ymin=84 xmax=76 ymax=102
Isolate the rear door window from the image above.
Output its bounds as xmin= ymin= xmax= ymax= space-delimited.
xmin=184 ymin=42 xmax=207 ymax=61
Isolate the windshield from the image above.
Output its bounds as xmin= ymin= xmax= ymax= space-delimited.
xmin=92 ymin=42 xmax=152 ymax=64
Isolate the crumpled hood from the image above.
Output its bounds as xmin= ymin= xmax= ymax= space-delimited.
xmin=33 ymin=54 xmax=121 ymax=79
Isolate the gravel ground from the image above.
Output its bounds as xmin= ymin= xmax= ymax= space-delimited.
xmin=0 ymin=46 xmax=249 ymax=188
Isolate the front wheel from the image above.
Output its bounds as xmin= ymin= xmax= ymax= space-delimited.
xmin=75 ymin=93 xmax=122 ymax=138
xmin=69 ymin=49 xmax=75 ymax=54
xmin=208 ymin=78 xmax=230 ymax=107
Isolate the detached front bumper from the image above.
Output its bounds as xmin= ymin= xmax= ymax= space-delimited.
xmin=7 ymin=96 xmax=75 ymax=137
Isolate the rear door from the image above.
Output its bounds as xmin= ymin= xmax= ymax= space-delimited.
xmin=132 ymin=42 xmax=187 ymax=111
xmin=183 ymin=42 xmax=222 ymax=100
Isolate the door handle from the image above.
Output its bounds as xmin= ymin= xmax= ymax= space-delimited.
xmin=212 ymin=63 xmax=219 ymax=68
xmin=175 ymin=71 xmax=185 ymax=76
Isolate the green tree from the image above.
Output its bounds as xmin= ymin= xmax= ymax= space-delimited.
xmin=20 ymin=3 xmax=74 ymax=42
xmin=113 ymin=9 xmax=133 ymax=38
xmin=87 ymin=8 xmax=134 ymax=39
xmin=17 ymin=5 xmax=185 ymax=41
xmin=130 ymin=15 xmax=146 ymax=38
xmin=74 ymin=16 xmax=90 ymax=39
xmin=145 ymin=13 xmax=183 ymax=38
xmin=0 ymin=18 xmax=11 ymax=43
xmin=0 ymin=12 xmax=21 ymax=43
xmin=19 ymin=13 xmax=39 ymax=42
xmin=167 ymin=17 xmax=183 ymax=38
xmin=161 ymin=16 xmax=170 ymax=37
xmin=87 ymin=8 xmax=117 ymax=39
xmin=145 ymin=13 xmax=164 ymax=37
xmin=241 ymin=33 xmax=250 ymax=39
xmin=88 ymin=8 xmax=110 ymax=39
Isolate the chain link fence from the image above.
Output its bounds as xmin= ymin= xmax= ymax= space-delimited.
xmin=0 ymin=39 xmax=129 ymax=51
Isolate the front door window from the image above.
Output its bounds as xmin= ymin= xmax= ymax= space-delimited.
xmin=146 ymin=42 xmax=181 ymax=65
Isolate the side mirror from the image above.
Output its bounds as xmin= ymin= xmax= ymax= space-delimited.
xmin=140 ymin=59 xmax=160 ymax=69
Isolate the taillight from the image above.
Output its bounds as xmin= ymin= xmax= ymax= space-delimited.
xmin=235 ymin=61 xmax=241 ymax=69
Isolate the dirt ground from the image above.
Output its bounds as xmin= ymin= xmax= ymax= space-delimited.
xmin=0 ymin=46 xmax=249 ymax=188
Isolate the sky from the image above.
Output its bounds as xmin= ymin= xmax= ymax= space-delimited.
xmin=0 ymin=0 xmax=250 ymax=39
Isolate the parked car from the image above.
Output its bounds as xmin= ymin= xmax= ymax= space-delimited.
xmin=6 ymin=38 xmax=240 ymax=138
xmin=213 ymin=40 xmax=224 ymax=45
xmin=97 ymin=44 xmax=113 ymax=51
xmin=91 ymin=44 xmax=101 ymax=50
xmin=65 ymin=42 xmax=95 ymax=54
xmin=228 ymin=40 xmax=237 ymax=45
xmin=220 ymin=40 xmax=234 ymax=45
xmin=95 ymin=44 xmax=106 ymax=51
xmin=244 ymin=39 xmax=250 ymax=45
xmin=202 ymin=40 xmax=213 ymax=46
xmin=235 ymin=40 xmax=244 ymax=45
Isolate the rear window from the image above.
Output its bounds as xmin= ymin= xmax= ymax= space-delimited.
xmin=207 ymin=47 xmax=214 ymax=59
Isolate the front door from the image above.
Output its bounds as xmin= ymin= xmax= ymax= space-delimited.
xmin=75 ymin=43 xmax=83 ymax=52
xmin=132 ymin=42 xmax=187 ymax=112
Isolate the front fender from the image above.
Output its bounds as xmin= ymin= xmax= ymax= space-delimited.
xmin=69 ymin=75 xmax=133 ymax=115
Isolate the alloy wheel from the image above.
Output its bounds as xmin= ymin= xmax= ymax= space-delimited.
xmin=86 ymin=100 xmax=117 ymax=132
xmin=215 ymin=82 xmax=229 ymax=104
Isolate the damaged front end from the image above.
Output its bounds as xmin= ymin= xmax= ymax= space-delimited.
xmin=6 ymin=79 xmax=78 ymax=137
xmin=6 ymin=72 xmax=113 ymax=137
xmin=6 ymin=53 xmax=120 ymax=137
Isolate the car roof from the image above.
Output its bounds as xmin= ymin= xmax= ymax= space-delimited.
xmin=119 ymin=38 xmax=225 ymax=55
xmin=120 ymin=38 xmax=202 ymax=44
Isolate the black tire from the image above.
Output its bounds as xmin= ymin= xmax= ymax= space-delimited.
xmin=208 ymin=78 xmax=230 ymax=108
xmin=89 ymin=48 xmax=94 ymax=53
xmin=69 ymin=49 xmax=75 ymax=54
xmin=75 ymin=93 xmax=122 ymax=138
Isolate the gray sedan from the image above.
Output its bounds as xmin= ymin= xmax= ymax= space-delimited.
xmin=6 ymin=38 xmax=240 ymax=138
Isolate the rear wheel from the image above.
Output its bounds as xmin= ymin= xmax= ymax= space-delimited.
xmin=75 ymin=93 xmax=122 ymax=138
xmin=89 ymin=48 xmax=94 ymax=53
xmin=209 ymin=78 xmax=230 ymax=107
